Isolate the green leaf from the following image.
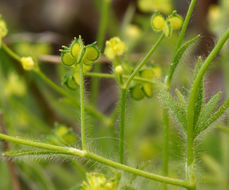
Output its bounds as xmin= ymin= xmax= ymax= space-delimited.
xmin=160 ymin=88 xmax=187 ymax=130
xmin=166 ymin=34 xmax=200 ymax=85
xmin=202 ymin=99 xmax=229 ymax=132
xmin=194 ymin=92 xmax=222 ymax=137
xmin=175 ymin=88 xmax=187 ymax=110
xmin=193 ymin=57 xmax=204 ymax=127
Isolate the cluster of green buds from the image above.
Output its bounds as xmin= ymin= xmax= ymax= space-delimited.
xmin=60 ymin=36 xmax=100 ymax=90
xmin=130 ymin=66 xmax=161 ymax=100
xmin=0 ymin=16 xmax=8 ymax=47
xmin=81 ymin=173 xmax=120 ymax=190
xmin=151 ymin=11 xmax=183 ymax=37
xmin=46 ymin=123 xmax=78 ymax=146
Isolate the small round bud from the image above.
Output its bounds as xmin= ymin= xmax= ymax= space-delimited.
xmin=114 ymin=65 xmax=123 ymax=74
xmin=151 ymin=13 xmax=165 ymax=31
xmin=21 ymin=56 xmax=35 ymax=71
xmin=167 ymin=12 xmax=183 ymax=30
xmin=104 ymin=37 xmax=127 ymax=59
xmin=63 ymin=71 xmax=78 ymax=90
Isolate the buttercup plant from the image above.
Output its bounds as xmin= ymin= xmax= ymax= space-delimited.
xmin=0 ymin=0 xmax=229 ymax=190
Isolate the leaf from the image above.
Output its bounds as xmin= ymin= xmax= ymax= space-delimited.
xmin=194 ymin=92 xmax=222 ymax=137
xmin=202 ymin=99 xmax=229 ymax=131
xmin=175 ymin=88 xmax=187 ymax=110
xmin=160 ymin=88 xmax=187 ymax=130
xmin=166 ymin=34 xmax=200 ymax=85
xmin=193 ymin=57 xmax=204 ymax=127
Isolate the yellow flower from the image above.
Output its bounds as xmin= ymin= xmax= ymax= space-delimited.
xmin=81 ymin=173 xmax=118 ymax=190
xmin=138 ymin=0 xmax=173 ymax=14
xmin=0 ymin=16 xmax=7 ymax=37
xmin=21 ymin=56 xmax=35 ymax=70
xmin=104 ymin=37 xmax=127 ymax=59
xmin=208 ymin=5 xmax=220 ymax=24
xmin=125 ymin=25 xmax=141 ymax=39
xmin=4 ymin=72 xmax=26 ymax=97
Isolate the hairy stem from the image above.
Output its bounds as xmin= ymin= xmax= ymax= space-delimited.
xmin=175 ymin=0 xmax=197 ymax=50
xmin=120 ymin=88 xmax=127 ymax=164
xmin=79 ymin=61 xmax=87 ymax=150
xmin=186 ymin=27 xmax=229 ymax=184
xmin=162 ymin=109 xmax=169 ymax=190
xmin=0 ymin=133 xmax=193 ymax=189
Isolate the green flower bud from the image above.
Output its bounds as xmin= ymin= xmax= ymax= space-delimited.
xmin=130 ymin=84 xmax=145 ymax=100
xmin=167 ymin=11 xmax=183 ymax=30
xmin=63 ymin=71 xmax=78 ymax=90
xmin=151 ymin=12 xmax=165 ymax=31
xmin=60 ymin=48 xmax=76 ymax=66
xmin=114 ymin=65 xmax=123 ymax=74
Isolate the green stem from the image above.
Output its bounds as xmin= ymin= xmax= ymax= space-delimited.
xmin=0 ymin=133 xmax=193 ymax=189
xmin=120 ymin=88 xmax=127 ymax=164
xmin=162 ymin=1 xmax=198 ymax=188
xmin=175 ymin=0 xmax=197 ymax=50
xmin=85 ymin=72 xmax=157 ymax=85
xmin=1 ymin=43 xmax=21 ymax=62
xmin=90 ymin=0 xmax=111 ymax=105
xmin=124 ymin=33 xmax=164 ymax=88
xmin=162 ymin=109 xmax=169 ymax=190
xmin=79 ymin=61 xmax=87 ymax=150
xmin=186 ymin=27 xmax=229 ymax=184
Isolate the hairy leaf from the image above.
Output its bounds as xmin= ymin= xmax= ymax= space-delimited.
xmin=175 ymin=88 xmax=187 ymax=111
xmin=160 ymin=88 xmax=187 ymax=130
xmin=202 ymin=99 xmax=229 ymax=131
xmin=166 ymin=34 xmax=200 ymax=85
xmin=193 ymin=57 xmax=204 ymax=127
xmin=194 ymin=92 xmax=222 ymax=137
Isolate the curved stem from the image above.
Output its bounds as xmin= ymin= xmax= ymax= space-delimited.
xmin=79 ymin=61 xmax=87 ymax=150
xmin=119 ymin=88 xmax=127 ymax=164
xmin=175 ymin=0 xmax=197 ymax=50
xmin=124 ymin=33 xmax=164 ymax=88
xmin=1 ymin=43 xmax=21 ymax=62
xmin=0 ymin=132 xmax=193 ymax=189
